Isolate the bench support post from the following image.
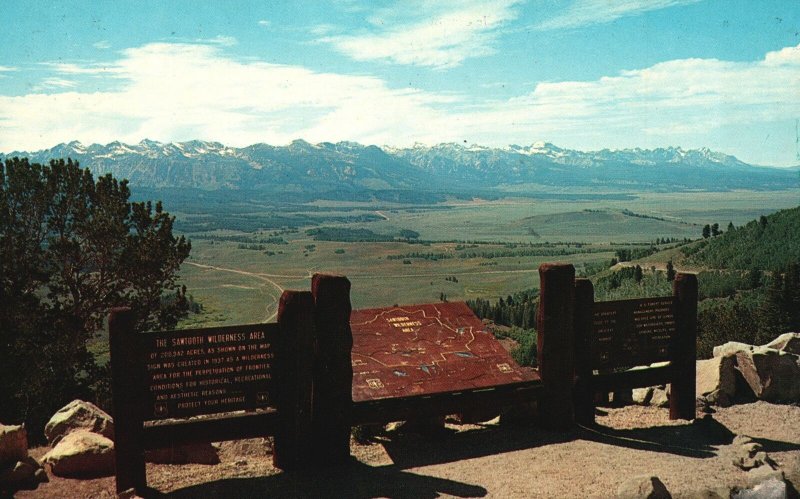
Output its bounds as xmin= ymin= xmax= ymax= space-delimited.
xmin=671 ymin=273 xmax=697 ymax=420
xmin=274 ymin=291 xmax=315 ymax=469
xmin=537 ymin=263 xmax=576 ymax=430
xmin=573 ymin=278 xmax=595 ymax=425
xmin=312 ymin=274 xmax=353 ymax=464
xmin=109 ymin=307 xmax=146 ymax=495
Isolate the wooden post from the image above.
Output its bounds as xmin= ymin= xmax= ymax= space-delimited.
xmin=311 ymin=274 xmax=353 ymax=464
xmin=670 ymin=272 xmax=697 ymax=420
xmin=573 ymin=278 xmax=595 ymax=425
xmin=109 ymin=307 xmax=146 ymax=494
xmin=273 ymin=291 xmax=315 ymax=469
xmin=537 ymin=263 xmax=576 ymax=431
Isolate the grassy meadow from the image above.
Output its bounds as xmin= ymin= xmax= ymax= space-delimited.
xmin=175 ymin=189 xmax=800 ymax=327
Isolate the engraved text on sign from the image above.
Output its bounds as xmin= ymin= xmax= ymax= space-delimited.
xmin=140 ymin=324 xmax=277 ymax=419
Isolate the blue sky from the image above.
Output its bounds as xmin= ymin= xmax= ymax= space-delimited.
xmin=1 ymin=0 xmax=799 ymax=166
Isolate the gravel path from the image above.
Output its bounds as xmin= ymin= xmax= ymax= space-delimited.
xmin=19 ymin=401 xmax=800 ymax=498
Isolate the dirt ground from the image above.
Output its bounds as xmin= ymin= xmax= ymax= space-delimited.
xmin=15 ymin=401 xmax=800 ymax=498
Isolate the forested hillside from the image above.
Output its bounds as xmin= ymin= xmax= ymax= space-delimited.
xmin=684 ymin=206 xmax=800 ymax=269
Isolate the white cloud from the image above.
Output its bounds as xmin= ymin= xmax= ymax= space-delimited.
xmin=93 ymin=40 xmax=111 ymax=50
xmin=0 ymin=42 xmax=456 ymax=151
xmin=1 ymin=40 xmax=798 ymax=165
xmin=319 ymin=0 xmax=523 ymax=68
xmin=536 ymin=0 xmax=702 ymax=30
xmin=0 ymin=66 xmax=17 ymax=72
xmin=449 ymin=44 xmax=800 ymax=163
xmin=33 ymin=78 xmax=77 ymax=91
xmin=202 ymin=35 xmax=237 ymax=46
xmin=258 ymin=20 xmax=271 ymax=27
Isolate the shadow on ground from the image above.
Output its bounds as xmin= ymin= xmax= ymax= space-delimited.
xmin=380 ymin=423 xmax=575 ymax=469
xmin=161 ymin=459 xmax=486 ymax=499
xmin=577 ymin=415 xmax=737 ymax=458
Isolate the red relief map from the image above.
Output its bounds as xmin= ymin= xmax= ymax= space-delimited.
xmin=350 ymin=301 xmax=539 ymax=403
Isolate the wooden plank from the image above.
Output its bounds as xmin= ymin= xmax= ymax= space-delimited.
xmin=537 ymin=263 xmax=576 ymax=430
xmin=573 ymin=278 xmax=596 ymax=425
xmin=590 ymin=365 xmax=674 ymax=391
xmin=142 ymin=410 xmax=279 ymax=448
xmin=109 ymin=307 xmax=147 ymax=494
xmin=350 ymin=302 xmax=538 ymax=404
xmin=352 ymin=379 xmax=543 ymax=425
xmin=670 ymin=273 xmax=698 ymax=420
xmin=312 ymin=274 xmax=353 ymax=465
xmin=273 ymin=290 xmax=315 ymax=470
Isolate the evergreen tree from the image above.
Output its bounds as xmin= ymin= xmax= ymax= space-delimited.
xmin=1 ymin=157 xmax=191 ymax=436
xmin=666 ymin=260 xmax=676 ymax=281
xmin=711 ymin=223 xmax=720 ymax=237
xmin=702 ymin=224 xmax=711 ymax=239
xmin=634 ymin=265 xmax=643 ymax=283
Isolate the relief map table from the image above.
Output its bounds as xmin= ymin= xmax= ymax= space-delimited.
xmin=350 ymin=301 xmax=539 ymax=403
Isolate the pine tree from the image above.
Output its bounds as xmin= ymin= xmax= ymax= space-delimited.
xmin=1 ymin=157 xmax=191 ymax=436
xmin=666 ymin=260 xmax=676 ymax=281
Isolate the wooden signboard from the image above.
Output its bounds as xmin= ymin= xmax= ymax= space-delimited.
xmin=138 ymin=323 xmax=278 ymax=420
xmin=589 ymin=296 xmax=677 ymax=369
xmin=349 ymin=301 xmax=539 ymax=404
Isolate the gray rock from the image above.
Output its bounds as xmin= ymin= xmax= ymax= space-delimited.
xmin=616 ymin=475 xmax=671 ymax=498
xmin=632 ymin=387 xmax=654 ymax=405
xmin=650 ymin=387 xmax=670 ymax=408
xmin=714 ymin=342 xmax=755 ymax=358
xmin=731 ymin=477 xmax=788 ymax=499
xmin=735 ymin=347 xmax=800 ymax=402
xmin=43 ymin=430 xmax=115 ymax=477
xmin=763 ymin=333 xmax=800 ymax=355
xmin=0 ymin=424 xmax=27 ymax=467
xmin=696 ymin=356 xmax=738 ymax=403
xmin=744 ymin=467 xmax=785 ymax=488
xmin=145 ymin=442 xmax=219 ymax=465
xmin=44 ymin=399 xmax=114 ymax=445
xmin=703 ymin=389 xmax=732 ymax=407
xmin=0 ymin=456 xmax=46 ymax=490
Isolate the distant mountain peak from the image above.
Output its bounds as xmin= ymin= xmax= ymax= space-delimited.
xmin=1 ymin=138 xmax=793 ymax=194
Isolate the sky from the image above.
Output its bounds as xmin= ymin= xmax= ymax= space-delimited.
xmin=0 ymin=0 xmax=799 ymax=166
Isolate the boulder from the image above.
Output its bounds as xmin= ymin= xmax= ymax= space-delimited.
xmin=616 ymin=475 xmax=671 ymax=499
xmin=763 ymin=333 xmax=800 ymax=355
xmin=714 ymin=342 xmax=755 ymax=358
xmin=0 ymin=424 xmax=27 ymax=467
xmin=735 ymin=347 xmax=800 ymax=402
xmin=696 ymin=356 xmax=738 ymax=403
xmin=43 ymin=430 xmax=115 ymax=477
xmin=731 ymin=477 xmax=788 ymax=499
xmin=44 ymin=399 xmax=114 ymax=445
xmin=650 ymin=387 xmax=670 ymax=408
xmin=145 ymin=443 xmax=219 ymax=465
xmin=782 ymin=454 xmax=800 ymax=494
xmin=0 ymin=456 xmax=47 ymax=491
xmin=632 ymin=387 xmax=654 ymax=405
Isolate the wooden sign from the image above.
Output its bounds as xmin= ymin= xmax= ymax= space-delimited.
xmin=138 ymin=323 xmax=278 ymax=419
xmin=589 ymin=296 xmax=677 ymax=369
xmin=350 ymin=301 xmax=538 ymax=403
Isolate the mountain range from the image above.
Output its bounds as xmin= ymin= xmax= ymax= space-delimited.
xmin=2 ymin=139 xmax=797 ymax=196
